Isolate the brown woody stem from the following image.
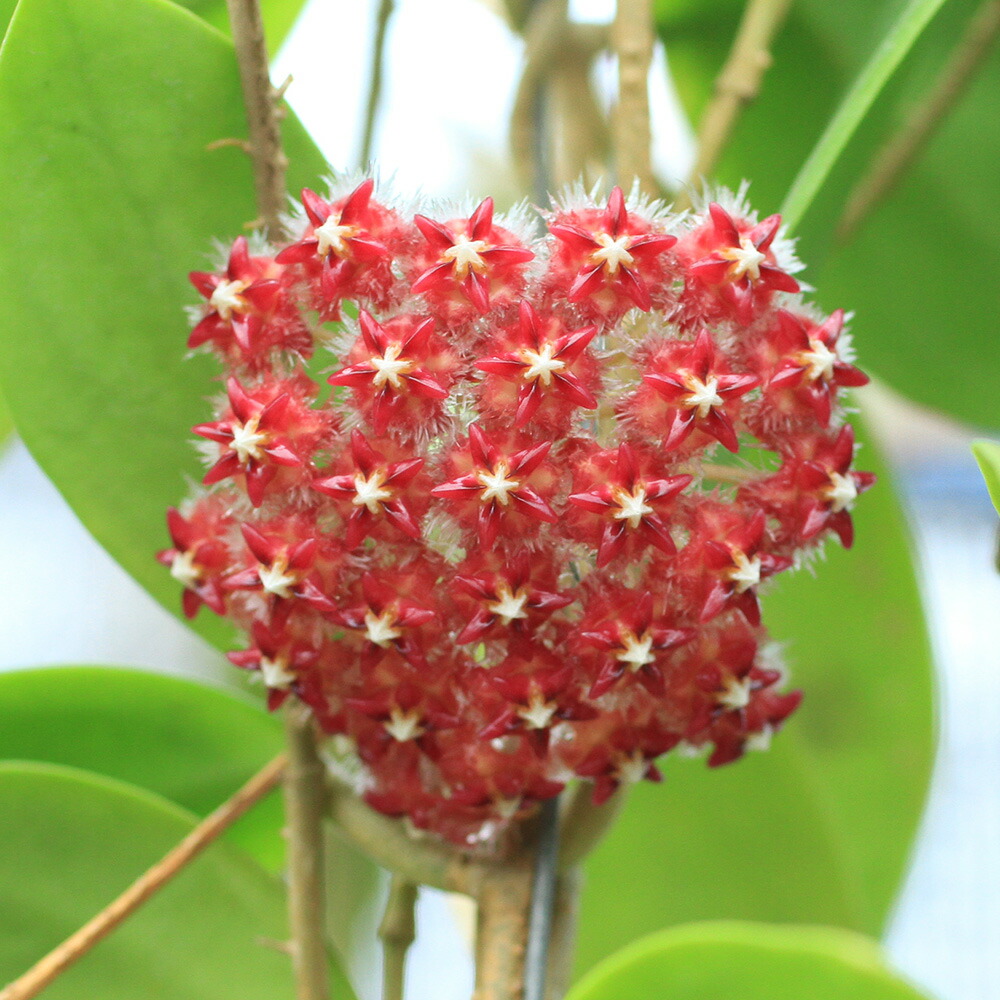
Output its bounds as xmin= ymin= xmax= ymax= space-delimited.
xmin=0 ymin=755 xmax=287 ymax=1000
xmin=225 ymin=0 xmax=288 ymax=238
xmin=379 ymin=875 xmax=418 ymax=1000
xmin=612 ymin=0 xmax=657 ymax=194
xmin=472 ymin=865 xmax=535 ymax=1000
xmin=678 ymin=0 xmax=793 ymax=206
xmin=836 ymin=0 xmax=1000 ymax=242
xmin=284 ymin=704 xmax=332 ymax=1000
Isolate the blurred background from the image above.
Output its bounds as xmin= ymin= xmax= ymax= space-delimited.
xmin=2 ymin=1 xmax=998 ymax=998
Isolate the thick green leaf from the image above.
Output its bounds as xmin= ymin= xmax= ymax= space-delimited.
xmin=0 ymin=665 xmax=285 ymax=870
xmin=575 ymin=420 xmax=935 ymax=971
xmin=0 ymin=390 xmax=12 ymax=448
xmin=0 ymin=762 xmax=354 ymax=1000
xmin=0 ymin=0 xmax=327 ymax=651
xmin=658 ymin=0 xmax=1000 ymax=425
xmin=972 ymin=440 xmax=1000 ymax=516
xmin=0 ymin=0 xmax=16 ymax=36
xmin=567 ymin=922 xmax=933 ymax=1000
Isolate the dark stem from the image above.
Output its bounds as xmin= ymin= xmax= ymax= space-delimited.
xmin=358 ymin=0 xmax=397 ymax=170
xmin=523 ymin=798 xmax=561 ymax=1000
xmin=225 ymin=0 xmax=288 ymax=238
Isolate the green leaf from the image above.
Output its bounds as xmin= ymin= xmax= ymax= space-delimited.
xmin=575 ymin=419 xmax=935 ymax=972
xmin=0 ymin=665 xmax=285 ymax=870
xmin=0 ymin=389 xmax=12 ymax=449
xmin=0 ymin=0 xmax=327 ymax=650
xmin=781 ymin=0 xmax=953 ymax=232
xmin=566 ymin=921 xmax=933 ymax=1000
xmin=0 ymin=762 xmax=354 ymax=1000
xmin=972 ymin=440 xmax=1000 ymax=516
xmin=658 ymin=0 xmax=1000 ymax=425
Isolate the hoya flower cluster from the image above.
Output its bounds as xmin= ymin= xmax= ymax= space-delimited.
xmin=161 ymin=179 xmax=872 ymax=845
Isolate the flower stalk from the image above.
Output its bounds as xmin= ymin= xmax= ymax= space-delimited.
xmin=379 ymin=875 xmax=418 ymax=1000
xmin=612 ymin=0 xmax=657 ymax=194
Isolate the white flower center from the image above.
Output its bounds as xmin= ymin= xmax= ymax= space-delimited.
xmin=615 ymin=630 xmax=656 ymax=671
xmin=258 ymin=557 xmax=299 ymax=600
xmin=824 ymin=471 xmax=858 ymax=513
xmin=717 ymin=674 xmax=753 ymax=711
xmin=517 ymin=691 xmax=557 ymax=730
xmin=209 ymin=278 xmax=249 ymax=320
xmin=383 ymin=706 xmax=425 ymax=742
xmin=727 ymin=550 xmax=762 ymax=593
xmin=519 ymin=343 xmax=566 ymax=387
xmin=590 ymin=232 xmax=635 ymax=275
xmin=611 ymin=485 xmax=653 ymax=530
xmin=494 ymin=796 xmax=522 ymax=820
xmin=615 ymin=751 xmax=649 ymax=786
xmin=744 ymin=724 xmax=774 ymax=752
xmin=442 ymin=237 xmax=489 ymax=279
xmin=259 ymin=655 xmax=295 ymax=689
xmin=720 ymin=236 xmax=767 ymax=282
xmin=352 ymin=469 xmax=393 ymax=514
xmin=370 ymin=342 xmax=413 ymax=390
xmin=169 ymin=549 xmax=201 ymax=589
xmin=680 ymin=372 xmax=723 ymax=418
xmin=799 ymin=338 xmax=837 ymax=383
xmin=314 ymin=215 xmax=358 ymax=258
xmin=477 ymin=462 xmax=520 ymax=506
xmin=364 ymin=609 xmax=402 ymax=648
xmin=486 ymin=583 xmax=530 ymax=625
xmin=228 ymin=414 xmax=268 ymax=465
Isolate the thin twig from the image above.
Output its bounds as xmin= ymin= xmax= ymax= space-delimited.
xmin=379 ymin=876 xmax=418 ymax=1000
xmin=225 ymin=0 xmax=288 ymax=238
xmin=677 ymin=0 xmax=794 ymax=208
xmin=836 ymin=0 xmax=1000 ymax=242
xmin=612 ymin=0 xmax=657 ymax=194
xmin=523 ymin=798 xmax=561 ymax=1000
xmin=0 ymin=755 xmax=288 ymax=1000
xmin=510 ymin=0 xmax=569 ymax=198
xmin=283 ymin=704 xmax=332 ymax=1000
xmin=358 ymin=0 xmax=396 ymax=170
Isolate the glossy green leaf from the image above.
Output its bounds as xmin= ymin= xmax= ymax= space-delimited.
xmin=0 ymin=0 xmax=327 ymax=650
xmin=0 ymin=762 xmax=354 ymax=1000
xmin=575 ymin=419 xmax=935 ymax=972
xmin=0 ymin=665 xmax=285 ymax=870
xmin=972 ymin=440 xmax=1000 ymax=516
xmin=658 ymin=0 xmax=1000 ymax=425
xmin=567 ymin=922 xmax=932 ymax=1000
xmin=0 ymin=0 xmax=16 ymax=36
xmin=0 ymin=390 xmax=12 ymax=449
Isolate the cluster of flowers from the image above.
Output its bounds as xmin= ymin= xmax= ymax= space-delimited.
xmin=161 ymin=179 xmax=872 ymax=845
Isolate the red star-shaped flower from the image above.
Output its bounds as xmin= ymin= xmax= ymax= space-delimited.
xmin=766 ymin=309 xmax=870 ymax=425
xmin=475 ymin=301 xmax=598 ymax=427
xmin=329 ymin=572 xmax=436 ymax=669
xmin=642 ymin=331 xmax=759 ymax=453
xmin=312 ymin=430 xmax=427 ymax=548
xmin=410 ymin=197 xmax=534 ymax=313
xmin=276 ymin=179 xmax=396 ymax=320
xmin=227 ymin=620 xmax=320 ymax=711
xmin=430 ymin=425 xmax=557 ymax=548
xmin=691 ymin=508 xmax=792 ymax=625
xmin=327 ymin=310 xmax=452 ymax=435
xmin=193 ymin=378 xmax=314 ymax=507
xmin=548 ymin=186 xmax=677 ymax=313
xmin=578 ymin=591 xmax=694 ymax=698
xmin=794 ymin=426 xmax=876 ymax=548
xmin=189 ymin=236 xmax=310 ymax=364
xmin=157 ymin=504 xmax=232 ymax=619
xmin=451 ymin=553 xmax=572 ymax=644
xmin=684 ymin=203 xmax=799 ymax=324
xmin=568 ymin=443 xmax=691 ymax=566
